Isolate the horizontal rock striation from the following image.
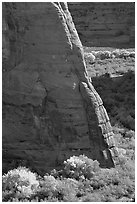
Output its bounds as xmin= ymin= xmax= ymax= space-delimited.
xmin=68 ymin=2 xmax=135 ymax=47
xmin=3 ymin=2 xmax=118 ymax=174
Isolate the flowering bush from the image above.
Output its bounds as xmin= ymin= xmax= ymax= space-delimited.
xmin=30 ymin=177 xmax=80 ymax=202
xmin=2 ymin=154 xmax=134 ymax=202
xmin=38 ymin=175 xmax=61 ymax=197
xmin=63 ymin=155 xmax=100 ymax=180
xmin=57 ymin=178 xmax=79 ymax=201
xmin=31 ymin=175 xmax=61 ymax=200
xmin=2 ymin=166 xmax=39 ymax=199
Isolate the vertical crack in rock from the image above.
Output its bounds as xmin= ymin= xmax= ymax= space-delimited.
xmin=56 ymin=2 xmax=119 ymax=167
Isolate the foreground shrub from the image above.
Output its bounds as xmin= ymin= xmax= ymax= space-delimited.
xmin=57 ymin=178 xmax=79 ymax=201
xmin=79 ymin=192 xmax=102 ymax=202
xmin=2 ymin=154 xmax=134 ymax=202
xmin=37 ymin=175 xmax=60 ymax=198
xmin=2 ymin=166 xmax=39 ymax=200
xmin=29 ymin=177 xmax=80 ymax=202
xmin=63 ymin=155 xmax=100 ymax=180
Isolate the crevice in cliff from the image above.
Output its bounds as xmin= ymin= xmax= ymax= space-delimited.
xmin=57 ymin=2 xmax=119 ymax=167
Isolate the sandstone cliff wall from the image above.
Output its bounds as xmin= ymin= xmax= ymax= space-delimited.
xmin=3 ymin=2 xmax=118 ymax=174
xmin=68 ymin=2 xmax=135 ymax=47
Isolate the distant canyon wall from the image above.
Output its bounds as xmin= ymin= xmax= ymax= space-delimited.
xmin=68 ymin=2 xmax=135 ymax=47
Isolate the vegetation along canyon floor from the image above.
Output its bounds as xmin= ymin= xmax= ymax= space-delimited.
xmin=2 ymin=47 xmax=135 ymax=202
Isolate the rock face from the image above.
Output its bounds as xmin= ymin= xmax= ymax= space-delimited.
xmin=2 ymin=2 xmax=118 ymax=174
xmin=68 ymin=2 xmax=135 ymax=47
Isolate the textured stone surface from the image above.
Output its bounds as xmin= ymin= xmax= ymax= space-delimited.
xmin=3 ymin=2 xmax=118 ymax=174
xmin=68 ymin=2 xmax=135 ymax=47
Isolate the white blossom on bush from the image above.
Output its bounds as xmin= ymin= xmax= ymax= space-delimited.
xmin=42 ymin=175 xmax=60 ymax=191
xmin=63 ymin=155 xmax=100 ymax=179
xmin=2 ymin=166 xmax=39 ymax=197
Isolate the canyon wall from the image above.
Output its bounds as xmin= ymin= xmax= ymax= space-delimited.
xmin=3 ymin=2 xmax=118 ymax=174
xmin=68 ymin=2 xmax=135 ymax=47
